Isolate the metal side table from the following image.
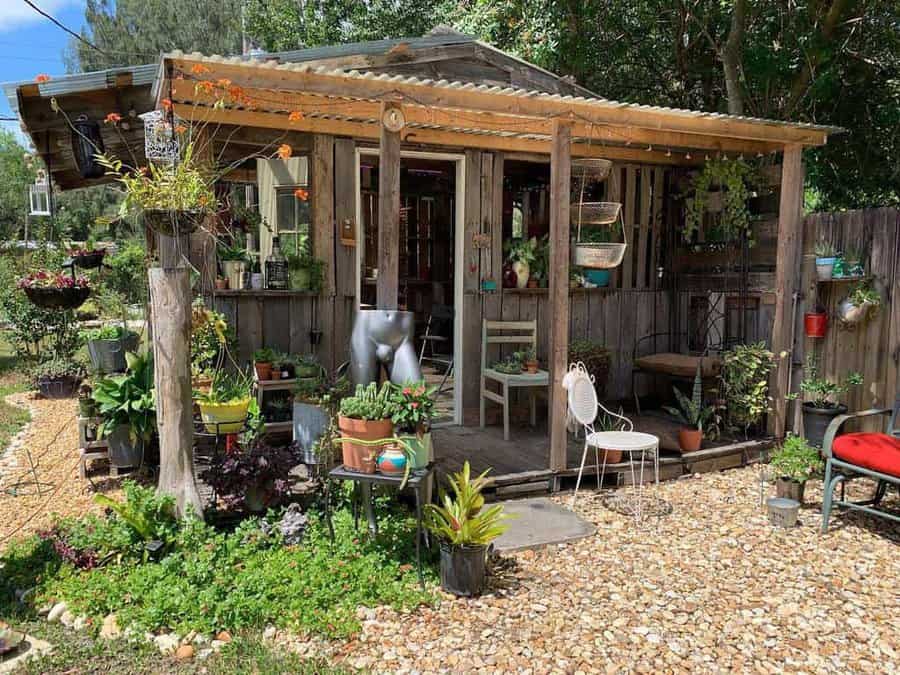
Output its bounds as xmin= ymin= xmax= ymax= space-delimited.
xmin=324 ymin=464 xmax=435 ymax=589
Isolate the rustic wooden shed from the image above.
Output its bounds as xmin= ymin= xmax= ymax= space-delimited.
xmin=7 ymin=30 xmax=837 ymax=487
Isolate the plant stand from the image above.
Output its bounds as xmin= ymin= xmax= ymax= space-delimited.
xmin=77 ymin=416 xmax=114 ymax=479
xmin=253 ymin=371 xmax=301 ymax=434
xmin=323 ymin=463 xmax=435 ymax=590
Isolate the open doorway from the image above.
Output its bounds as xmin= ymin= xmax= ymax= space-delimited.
xmin=356 ymin=150 xmax=463 ymax=425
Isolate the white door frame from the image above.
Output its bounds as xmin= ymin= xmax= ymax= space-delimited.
xmin=354 ymin=147 xmax=466 ymax=426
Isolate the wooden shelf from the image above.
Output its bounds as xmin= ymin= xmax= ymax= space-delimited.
xmin=816 ymin=275 xmax=870 ymax=284
xmin=212 ymin=289 xmax=320 ymax=297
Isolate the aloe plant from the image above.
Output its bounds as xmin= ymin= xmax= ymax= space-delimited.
xmin=424 ymin=462 xmax=512 ymax=547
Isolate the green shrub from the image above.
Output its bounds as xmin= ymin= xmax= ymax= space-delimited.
xmin=103 ymin=239 xmax=147 ymax=305
xmin=770 ymin=434 xmax=823 ymax=482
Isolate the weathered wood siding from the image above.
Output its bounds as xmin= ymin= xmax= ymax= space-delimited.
xmin=795 ymin=208 xmax=900 ymax=431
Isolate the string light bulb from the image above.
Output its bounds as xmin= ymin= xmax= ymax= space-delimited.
xmin=665 ymin=149 xmax=672 ymax=157
xmin=704 ymin=154 xmax=710 ymax=161
xmin=647 ymin=145 xmax=653 ymax=152
xmin=685 ymin=152 xmax=692 ymax=160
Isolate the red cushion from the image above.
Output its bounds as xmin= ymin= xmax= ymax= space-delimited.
xmin=832 ymin=433 xmax=900 ymax=477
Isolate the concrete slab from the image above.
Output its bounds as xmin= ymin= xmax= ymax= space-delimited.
xmin=0 ymin=634 xmax=53 ymax=673
xmin=493 ymin=497 xmax=596 ymax=553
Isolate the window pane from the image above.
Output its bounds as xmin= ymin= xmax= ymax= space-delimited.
xmin=275 ymin=190 xmax=295 ymax=232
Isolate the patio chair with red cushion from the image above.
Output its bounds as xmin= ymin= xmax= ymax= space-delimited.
xmin=820 ymin=396 xmax=900 ymax=531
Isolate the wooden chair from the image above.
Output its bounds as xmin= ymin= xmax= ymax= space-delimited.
xmin=480 ymin=320 xmax=549 ymax=441
xmin=821 ymin=395 xmax=900 ymax=531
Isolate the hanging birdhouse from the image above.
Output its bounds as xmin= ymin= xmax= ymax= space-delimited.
xmin=140 ymin=109 xmax=180 ymax=162
xmin=71 ymin=114 xmax=105 ymax=179
xmin=29 ymin=169 xmax=51 ymax=216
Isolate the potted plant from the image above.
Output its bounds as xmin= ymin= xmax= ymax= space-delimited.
xmin=594 ymin=405 xmax=629 ymax=464
xmin=492 ymin=355 xmax=523 ymax=375
xmin=195 ymin=369 xmax=253 ymax=434
xmin=814 ymin=242 xmax=837 ymax=281
xmin=99 ymin=142 xmax=216 ymax=237
xmin=81 ymin=324 xmax=140 ymax=374
xmin=78 ymin=383 xmax=98 ymax=418
xmin=530 ymin=235 xmax=550 ymax=288
xmin=391 ymin=381 xmax=437 ymax=469
xmin=769 ymin=434 xmax=823 ymax=504
xmin=838 ymin=284 xmax=881 ymax=325
xmin=92 ymin=351 xmax=156 ymax=469
xmin=568 ymin=339 xmax=611 ymax=398
xmin=67 ymin=238 xmax=107 ymax=269
xmin=682 ymin=159 xmax=755 ymax=246
xmin=797 ymin=357 xmax=863 ymax=447
xmin=338 ymin=382 xmax=396 ymax=473
xmin=424 ymin=462 xmax=512 ymax=597
xmin=253 ymin=347 xmax=276 ymax=381
xmin=215 ymin=277 xmax=229 ymax=290
xmin=294 ymin=375 xmax=348 ymax=465
xmin=218 ymin=243 xmax=249 ymax=291
xmin=191 ymin=301 xmax=231 ymax=389
xmin=32 ymin=355 xmax=86 ymax=399
xmin=17 ymin=271 xmax=91 ymax=310
xmin=842 ymin=246 xmax=865 ymax=277
xmin=515 ymin=348 xmax=539 ymax=374
xmin=663 ymin=368 xmax=718 ymax=453
xmin=295 ymin=354 xmax=321 ymax=379
xmin=504 ymin=237 xmax=538 ymax=289
xmin=264 ymin=396 xmax=294 ymax=423
xmin=719 ymin=342 xmax=778 ymax=437
xmin=286 ymin=251 xmax=325 ymax=292
xmin=270 ymin=351 xmax=294 ymax=379
xmin=804 ymin=305 xmax=828 ymax=338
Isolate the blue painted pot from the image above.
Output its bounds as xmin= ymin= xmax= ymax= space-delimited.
xmin=584 ymin=269 xmax=611 ymax=287
xmin=377 ymin=446 xmax=407 ymax=476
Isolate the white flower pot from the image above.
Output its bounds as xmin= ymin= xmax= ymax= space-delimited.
xmin=512 ymin=261 xmax=530 ymax=288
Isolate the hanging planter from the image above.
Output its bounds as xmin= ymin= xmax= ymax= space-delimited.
xmin=837 ymin=285 xmax=881 ymax=325
xmin=572 ymin=202 xmax=627 ymax=269
xmin=18 ymin=272 xmax=90 ymax=310
xmin=68 ymin=244 xmax=107 ymax=269
xmin=143 ymin=209 xmax=204 ymax=237
xmin=71 ymin=114 xmax=105 ymax=179
xmin=804 ymin=310 xmax=828 ymax=338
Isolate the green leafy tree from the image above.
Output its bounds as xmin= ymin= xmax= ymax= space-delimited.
xmin=0 ymin=130 xmax=36 ymax=241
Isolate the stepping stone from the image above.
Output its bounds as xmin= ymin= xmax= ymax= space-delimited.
xmin=492 ymin=497 xmax=595 ymax=552
xmin=0 ymin=634 xmax=53 ymax=673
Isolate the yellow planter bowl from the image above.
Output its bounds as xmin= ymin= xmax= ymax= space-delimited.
xmin=197 ymin=398 xmax=251 ymax=434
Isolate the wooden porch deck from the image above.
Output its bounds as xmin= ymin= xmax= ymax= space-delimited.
xmin=432 ymin=414 xmax=774 ymax=494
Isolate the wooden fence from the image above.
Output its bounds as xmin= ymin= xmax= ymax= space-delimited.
xmin=795 ymin=208 xmax=900 ymax=430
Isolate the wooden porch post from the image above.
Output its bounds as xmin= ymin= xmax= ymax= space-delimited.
xmin=377 ymin=101 xmax=401 ymax=310
xmin=549 ymin=118 xmax=573 ymax=471
xmin=770 ymin=144 xmax=804 ymax=438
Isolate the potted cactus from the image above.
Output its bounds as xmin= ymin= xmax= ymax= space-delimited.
xmin=338 ymin=382 xmax=396 ymax=473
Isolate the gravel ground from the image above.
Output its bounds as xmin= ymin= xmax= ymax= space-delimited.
xmin=0 ymin=392 xmax=121 ymax=545
xmin=288 ymin=467 xmax=900 ymax=674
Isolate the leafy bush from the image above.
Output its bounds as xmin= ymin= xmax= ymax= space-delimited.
xmin=1 ymin=485 xmax=434 ymax=637
xmin=720 ymin=342 xmax=777 ymax=435
xmin=770 ymin=434 xmax=823 ymax=482
xmin=92 ymin=352 xmax=156 ymax=443
xmin=102 ymin=239 xmax=147 ymax=305
xmin=80 ymin=324 xmax=136 ymax=342
xmin=201 ymin=439 xmax=302 ymax=512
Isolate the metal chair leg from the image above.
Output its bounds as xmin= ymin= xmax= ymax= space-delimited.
xmin=594 ymin=444 xmax=600 ymax=490
xmin=571 ymin=440 xmax=590 ymax=508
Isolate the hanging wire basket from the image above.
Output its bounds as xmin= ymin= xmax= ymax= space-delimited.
xmin=571 ymin=158 xmax=612 ymax=184
xmin=572 ymin=202 xmax=628 ymax=269
xmin=571 ymin=201 xmax=620 ymax=225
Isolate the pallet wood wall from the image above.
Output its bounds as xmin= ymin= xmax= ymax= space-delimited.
xmin=796 ymin=208 xmax=900 ymax=431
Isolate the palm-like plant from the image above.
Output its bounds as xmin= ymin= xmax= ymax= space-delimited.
xmin=424 ymin=462 xmax=512 ymax=547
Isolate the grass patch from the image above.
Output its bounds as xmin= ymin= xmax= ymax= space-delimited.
xmin=0 ymin=331 xmax=30 ymax=454
xmin=1 ymin=484 xmax=436 ymax=640
xmin=9 ymin=621 xmax=352 ymax=674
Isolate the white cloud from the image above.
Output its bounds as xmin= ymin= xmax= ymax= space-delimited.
xmin=0 ymin=1 xmax=81 ymax=33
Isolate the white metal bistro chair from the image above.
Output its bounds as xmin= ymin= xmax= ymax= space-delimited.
xmin=563 ymin=362 xmax=659 ymax=515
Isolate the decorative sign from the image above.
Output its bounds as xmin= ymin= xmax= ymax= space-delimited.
xmin=382 ymin=106 xmax=406 ymax=133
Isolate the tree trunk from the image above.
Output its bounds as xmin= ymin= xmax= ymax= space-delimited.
xmin=722 ymin=0 xmax=747 ymax=116
xmin=149 ymin=265 xmax=203 ymax=518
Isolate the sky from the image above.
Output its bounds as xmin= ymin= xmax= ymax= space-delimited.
xmin=0 ymin=1 xmax=86 ymax=145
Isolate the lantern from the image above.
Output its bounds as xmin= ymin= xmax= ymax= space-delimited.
xmin=71 ymin=114 xmax=105 ymax=179
xmin=29 ymin=169 xmax=51 ymax=216
xmin=139 ymin=109 xmax=180 ymax=162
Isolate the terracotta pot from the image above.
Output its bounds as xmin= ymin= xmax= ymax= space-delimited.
xmin=254 ymin=361 xmax=273 ymax=381
xmin=524 ymin=359 xmax=539 ymax=374
xmin=804 ymin=312 xmax=827 ymax=338
xmin=527 ymin=278 xmax=538 ymax=289
xmin=215 ymin=278 xmax=229 ymax=290
xmin=338 ymin=416 xmax=394 ymax=473
xmin=678 ymin=428 xmax=703 ymax=453
xmin=599 ymin=448 xmax=623 ymax=464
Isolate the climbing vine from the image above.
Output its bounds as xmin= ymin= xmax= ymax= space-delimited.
xmin=683 ymin=159 xmax=757 ymax=246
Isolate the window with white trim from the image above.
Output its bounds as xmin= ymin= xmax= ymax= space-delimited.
xmin=274 ymin=185 xmax=311 ymax=257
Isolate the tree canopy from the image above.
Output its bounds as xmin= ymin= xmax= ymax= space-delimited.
xmin=64 ymin=0 xmax=900 ymax=210
xmin=0 ymin=129 xmax=36 ymax=241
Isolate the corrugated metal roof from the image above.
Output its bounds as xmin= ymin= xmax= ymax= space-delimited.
xmin=167 ymin=51 xmax=841 ymax=137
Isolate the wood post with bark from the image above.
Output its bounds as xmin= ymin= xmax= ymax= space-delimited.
xmin=150 ymin=239 xmax=203 ymax=517
xmin=377 ymin=100 xmax=402 ymax=310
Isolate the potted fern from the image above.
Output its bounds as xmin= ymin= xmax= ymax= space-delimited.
xmin=424 ymin=462 xmax=512 ymax=597
xmin=663 ymin=367 xmax=718 ymax=453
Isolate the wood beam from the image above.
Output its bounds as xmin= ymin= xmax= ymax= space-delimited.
xmin=548 ymin=118 xmax=573 ymax=472
xmin=170 ymin=103 xmax=694 ymax=166
xmin=770 ymin=144 xmax=805 ymax=438
xmin=377 ymin=101 xmax=401 ymax=309
xmin=170 ymin=80 xmax=781 ymax=155
xmin=166 ymin=57 xmax=831 ymax=146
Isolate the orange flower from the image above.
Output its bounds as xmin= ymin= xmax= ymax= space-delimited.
xmin=288 ymin=111 xmax=304 ymax=122
xmin=161 ymin=98 xmax=173 ymax=111
xmin=294 ymin=188 xmax=309 ymax=201
xmin=104 ymin=112 xmax=122 ymax=124
xmin=195 ymin=81 xmax=215 ymax=95
xmin=216 ymin=78 xmax=232 ymax=89
xmin=190 ymin=63 xmax=211 ymax=75
xmin=34 ymin=74 xmax=50 ymax=83
xmin=276 ymin=144 xmax=292 ymax=160
xmin=227 ymin=85 xmax=244 ymax=100
xmin=175 ymin=124 xmax=188 ymax=134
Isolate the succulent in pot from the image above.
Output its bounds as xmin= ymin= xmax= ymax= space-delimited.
xmin=17 ymin=271 xmax=91 ymax=310
xmin=92 ymin=351 xmax=156 ymax=469
xmin=491 ymin=355 xmax=523 ymax=375
xmin=424 ymin=462 xmax=512 ymax=597
xmin=253 ymin=347 xmax=276 ymax=381
xmin=81 ymin=324 xmax=140 ymax=374
xmin=338 ymin=382 xmax=396 ymax=473
xmin=391 ymin=381 xmax=437 ymax=469
xmin=769 ymin=434 xmax=823 ymax=504
xmin=32 ymin=355 xmax=86 ymax=399
xmin=294 ymin=354 xmax=321 ymax=379
xmin=218 ymin=243 xmax=249 ymax=290
xmin=796 ymin=356 xmax=862 ymax=447
xmin=514 ymin=347 xmax=539 ymax=374
xmin=838 ymin=284 xmax=881 ymax=325
xmin=286 ymin=251 xmax=325 ymax=292
xmin=663 ymin=366 xmax=719 ymax=453
xmin=814 ymin=242 xmax=837 ymax=281
xmin=195 ymin=369 xmax=253 ymax=435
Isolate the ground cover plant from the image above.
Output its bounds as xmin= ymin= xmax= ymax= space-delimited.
xmin=0 ymin=483 xmax=435 ymax=639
